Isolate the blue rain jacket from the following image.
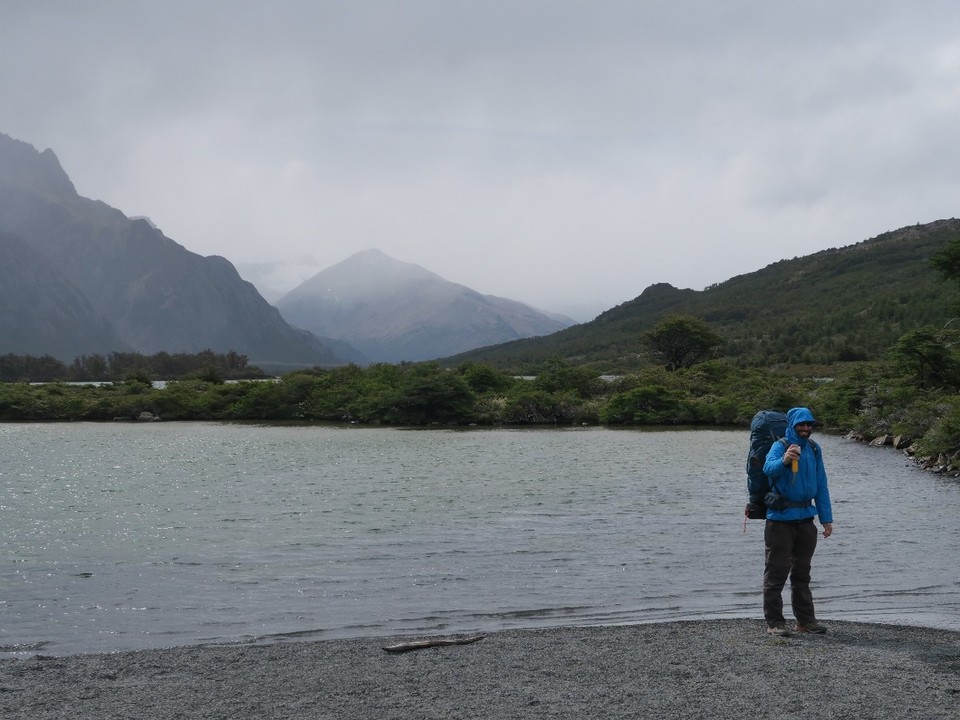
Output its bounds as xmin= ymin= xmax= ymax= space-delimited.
xmin=762 ymin=407 xmax=833 ymax=523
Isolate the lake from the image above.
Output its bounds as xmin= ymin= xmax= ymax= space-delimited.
xmin=1 ymin=422 xmax=957 ymax=657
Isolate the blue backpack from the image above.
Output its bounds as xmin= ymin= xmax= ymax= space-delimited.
xmin=744 ymin=410 xmax=787 ymax=519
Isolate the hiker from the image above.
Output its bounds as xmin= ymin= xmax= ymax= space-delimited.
xmin=761 ymin=406 xmax=833 ymax=636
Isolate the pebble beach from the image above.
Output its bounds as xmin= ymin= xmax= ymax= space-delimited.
xmin=1 ymin=619 xmax=957 ymax=719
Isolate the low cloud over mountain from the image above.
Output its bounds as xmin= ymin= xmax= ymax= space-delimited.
xmin=275 ymin=249 xmax=576 ymax=363
xmin=0 ymin=132 xmax=342 ymax=370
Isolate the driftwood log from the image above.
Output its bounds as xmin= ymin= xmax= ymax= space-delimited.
xmin=382 ymin=635 xmax=485 ymax=653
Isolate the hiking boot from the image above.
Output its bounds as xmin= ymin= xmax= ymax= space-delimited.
xmin=766 ymin=625 xmax=791 ymax=637
xmin=796 ymin=623 xmax=827 ymax=634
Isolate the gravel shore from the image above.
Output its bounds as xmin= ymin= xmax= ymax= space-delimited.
xmin=1 ymin=620 xmax=957 ymax=719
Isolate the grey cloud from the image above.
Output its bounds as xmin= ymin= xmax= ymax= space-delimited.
xmin=1 ymin=1 xmax=958 ymax=320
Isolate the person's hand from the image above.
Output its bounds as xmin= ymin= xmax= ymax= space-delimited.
xmin=822 ymin=523 xmax=833 ymax=538
xmin=783 ymin=443 xmax=801 ymax=466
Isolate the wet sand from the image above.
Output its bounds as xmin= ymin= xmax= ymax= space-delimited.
xmin=1 ymin=619 xmax=957 ymax=719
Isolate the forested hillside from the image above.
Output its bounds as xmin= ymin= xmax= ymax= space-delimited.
xmin=444 ymin=220 xmax=960 ymax=372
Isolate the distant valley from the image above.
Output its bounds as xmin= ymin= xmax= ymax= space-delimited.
xmin=0 ymin=132 xmax=575 ymax=369
xmin=2 ymin=130 xmax=957 ymax=376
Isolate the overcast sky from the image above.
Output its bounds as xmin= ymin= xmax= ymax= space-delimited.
xmin=2 ymin=1 xmax=958 ymax=319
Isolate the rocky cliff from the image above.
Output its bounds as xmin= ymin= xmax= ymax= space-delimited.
xmin=0 ymin=132 xmax=343 ymax=369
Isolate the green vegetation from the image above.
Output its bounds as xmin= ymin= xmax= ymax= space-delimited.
xmin=443 ymin=220 xmax=960 ymax=372
xmin=0 ymin=349 xmax=958 ymax=461
xmin=5 ymin=220 xmax=960 ymax=467
xmin=0 ymin=350 xmax=266 ymax=383
xmin=641 ymin=315 xmax=725 ymax=371
xmin=0 ymin=358 xmax=802 ymax=426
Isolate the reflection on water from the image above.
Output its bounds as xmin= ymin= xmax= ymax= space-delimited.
xmin=1 ymin=422 xmax=957 ymax=657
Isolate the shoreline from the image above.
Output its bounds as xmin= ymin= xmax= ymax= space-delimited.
xmin=2 ymin=619 xmax=957 ymax=719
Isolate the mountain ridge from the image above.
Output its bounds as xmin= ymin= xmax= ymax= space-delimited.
xmin=275 ymin=248 xmax=576 ymax=363
xmin=0 ymin=132 xmax=344 ymax=369
xmin=441 ymin=218 xmax=960 ymax=372
xmin=4 ymin=130 xmax=956 ymax=375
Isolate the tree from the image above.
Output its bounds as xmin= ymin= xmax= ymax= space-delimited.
xmin=642 ymin=315 xmax=725 ymax=371
xmin=932 ymin=235 xmax=960 ymax=318
xmin=601 ymin=384 xmax=685 ymax=424
xmin=889 ymin=326 xmax=960 ymax=390
xmin=348 ymin=362 xmax=476 ymax=425
xmin=931 ymin=235 xmax=960 ymax=283
xmin=533 ymin=359 xmax=603 ymax=397
xmin=456 ymin=361 xmax=515 ymax=394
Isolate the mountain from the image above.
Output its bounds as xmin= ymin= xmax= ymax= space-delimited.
xmin=0 ymin=231 xmax=129 ymax=358
xmin=0 ymin=132 xmax=344 ymax=370
xmin=275 ymin=249 xmax=576 ymax=363
xmin=443 ymin=219 xmax=960 ymax=372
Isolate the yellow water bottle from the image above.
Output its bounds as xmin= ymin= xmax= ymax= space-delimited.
xmin=791 ymin=457 xmax=799 ymax=473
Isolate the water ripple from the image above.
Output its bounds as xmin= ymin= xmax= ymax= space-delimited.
xmin=1 ymin=423 xmax=958 ymax=656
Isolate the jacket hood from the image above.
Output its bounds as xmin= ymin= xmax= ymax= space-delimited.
xmin=785 ymin=407 xmax=816 ymax=444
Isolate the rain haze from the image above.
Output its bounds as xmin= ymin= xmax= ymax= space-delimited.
xmin=1 ymin=1 xmax=958 ymax=320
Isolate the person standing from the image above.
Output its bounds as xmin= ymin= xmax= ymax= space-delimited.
xmin=761 ymin=406 xmax=833 ymax=636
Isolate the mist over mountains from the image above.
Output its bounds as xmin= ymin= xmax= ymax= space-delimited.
xmin=0 ymin=132 xmax=341 ymax=370
xmin=4 ymin=129 xmax=956 ymax=377
xmin=275 ymin=249 xmax=575 ymax=363
xmin=0 ymin=132 xmax=574 ymax=368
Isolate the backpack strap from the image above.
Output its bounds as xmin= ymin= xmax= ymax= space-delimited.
xmin=772 ymin=438 xmax=790 ymax=493
xmin=778 ymin=437 xmax=820 ymax=458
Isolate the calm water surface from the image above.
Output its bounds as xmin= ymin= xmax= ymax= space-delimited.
xmin=1 ymin=423 xmax=957 ymax=657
